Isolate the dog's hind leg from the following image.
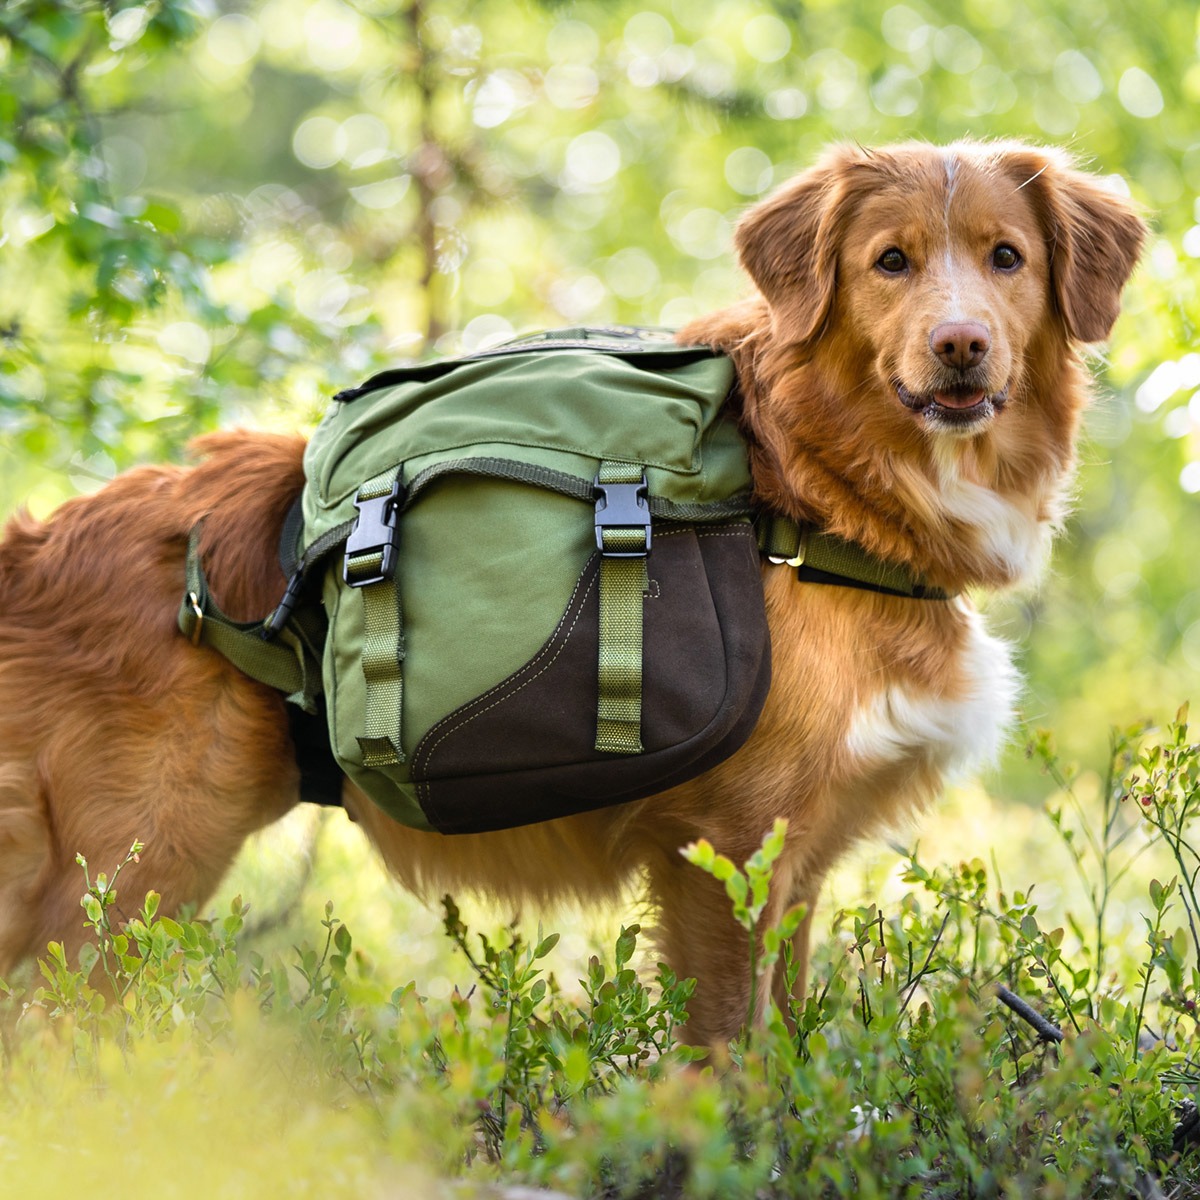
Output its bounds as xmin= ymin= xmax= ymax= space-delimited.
xmin=0 ymin=767 xmax=54 ymax=974
xmin=9 ymin=665 xmax=300 ymax=974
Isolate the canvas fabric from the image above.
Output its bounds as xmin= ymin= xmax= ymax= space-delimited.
xmin=294 ymin=327 xmax=772 ymax=833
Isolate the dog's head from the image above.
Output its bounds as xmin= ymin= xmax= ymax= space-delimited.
xmin=736 ymin=140 xmax=1146 ymax=441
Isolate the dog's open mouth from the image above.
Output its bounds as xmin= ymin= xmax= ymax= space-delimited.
xmin=895 ymin=381 xmax=1009 ymax=427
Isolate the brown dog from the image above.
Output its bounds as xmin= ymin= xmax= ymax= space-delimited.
xmin=0 ymin=141 xmax=1145 ymax=1047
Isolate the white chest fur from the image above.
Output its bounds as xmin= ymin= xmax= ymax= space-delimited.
xmin=844 ymin=605 xmax=1020 ymax=779
xmin=944 ymin=474 xmax=1051 ymax=581
xmin=931 ymin=442 xmax=1058 ymax=583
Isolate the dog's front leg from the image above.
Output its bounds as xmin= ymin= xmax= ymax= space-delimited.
xmin=644 ymin=830 xmax=804 ymax=1052
xmin=771 ymin=876 xmax=824 ymax=1033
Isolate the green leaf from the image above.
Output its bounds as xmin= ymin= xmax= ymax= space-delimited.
xmin=76 ymin=941 xmax=99 ymax=978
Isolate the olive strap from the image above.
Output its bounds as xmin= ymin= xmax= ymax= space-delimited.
xmin=594 ymin=461 xmax=651 ymax=755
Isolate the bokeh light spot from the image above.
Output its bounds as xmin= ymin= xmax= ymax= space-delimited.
xmin=881 ymin=5 xmax=925 ymax=50
xmin=292 ymin=116 xmax=345 ymax=169
xmin=544 ymin=64 xmax=600 ymax=109
xmin=340 ymin=113 xmax=391 ymax=169
xmin=725 ymin=146 xmax=774 ymax=196
xmin=765 ymin=88 xmax=808 ymax=119
xmin=349 ymin=176 xmax=411 ymax=209
xmin=207 ymin=14 xmax=261 ymax=67
xmin=1053 ymin=50 xmax=1103 ymax=103
xmin=157 ymin=322 xmax=211 ymax=365
xmin=743 ymin=14 xmax=792 ymax=63
xmin=624 ymin=11 xmax=675 ymax=57
xmin=472 ymin=72 xmax=532 ymax=129
xmin=605 ymin=248 xmax=660 ymax=300
xmin=461 ymin=314 xmax=515 ymax=352
xmin=932 ymin=26 xmax=983 ymax=74
xmin=546 ymin=19 xmax=600 ymax=65
xmin=304 ymin=1 xmax=361 ymax=72
xmin=669 ymin=207 xmax=731 ymax=260
xmin=871 ymin=66 xmax=922 ymax=116
xmin=1118 ymin=67 xmax=1164 ymax=118
xmin=564 ymin=131 xmax=622 ymax=188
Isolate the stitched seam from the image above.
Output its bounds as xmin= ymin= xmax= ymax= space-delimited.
xmin=417 ymin=554 xmax=604 ymax=772
xmin=415 ymin=554 xmax=597 ymax=748
xmin=326 ymin=582 xmax=344 ymax=759
xmin=416 ymin=532 xmax=691 ymax=771
xmin=416 ymin=571 xmax=598 ymax=800
xmin=411 ymin=523 xmax=750 ymax=800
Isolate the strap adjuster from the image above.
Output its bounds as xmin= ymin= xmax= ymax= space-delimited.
xmin=594 ymin=473 xmax=651 ymax=557
xmin=767 ymin=525 xmax=809 ymax=568
xmin=344 ymin=480 xmax=403 ymax=587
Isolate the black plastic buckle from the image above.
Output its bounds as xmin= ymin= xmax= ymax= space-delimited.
xmin=343 ymin=480 xmax=403 ymax=587
xmin=594 ymin=472 xmax=651 ymax=557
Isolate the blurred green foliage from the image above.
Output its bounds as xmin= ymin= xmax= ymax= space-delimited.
xmin=0 ymin=0 xmax=1198 ymax=774
xmin=12 ymin=725 xmax=1200 ymax=1196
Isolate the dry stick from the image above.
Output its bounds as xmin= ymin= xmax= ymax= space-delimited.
xmin=995 ymin=984 xmax=1065 ymax=1044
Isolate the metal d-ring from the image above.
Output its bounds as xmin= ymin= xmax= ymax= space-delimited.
xmin=188 ymin=591 xmax=204 ymax=646
xmin=767 ymin=526 xmax=808 ymax=568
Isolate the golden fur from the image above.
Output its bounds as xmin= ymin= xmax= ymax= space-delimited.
xmin=0 ymin=141 xmax=1145 ymax=1047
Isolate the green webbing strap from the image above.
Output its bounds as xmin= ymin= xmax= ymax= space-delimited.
xmin=594 ymin=462 xmax=649 ymax=755
xmin=344 ymin=469 xmax=406 ymax=767
xmin=756 ymin=514 xmax=953 ymax=600
xmin=177 ymin=525 xmax=321 ymax=710
xmin=756 ymin=513 xmax=803 ymax=561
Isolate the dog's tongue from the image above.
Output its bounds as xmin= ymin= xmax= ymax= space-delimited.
xmin=934 ymin=390 xmax=986 ymax=410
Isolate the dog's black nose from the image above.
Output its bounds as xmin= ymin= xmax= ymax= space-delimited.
xmin=930 ymin=321 xmax=990 ymax=369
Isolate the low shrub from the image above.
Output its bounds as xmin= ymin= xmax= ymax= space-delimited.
xmin=4 ymin=711 xmax=1200 ymax=1197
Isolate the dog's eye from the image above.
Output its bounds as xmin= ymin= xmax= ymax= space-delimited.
xmin=876 ymin=248 xmax=908 ymax=274
xmin=992 ymin=244 xmax=1022 ymax=271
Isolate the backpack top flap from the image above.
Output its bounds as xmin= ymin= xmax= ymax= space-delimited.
xmin=300 ymin=329 xmax=749 ymax=547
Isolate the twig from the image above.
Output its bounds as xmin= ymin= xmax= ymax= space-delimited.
xmin=899 ymin=911 xmax=951 ymax=1017
xmin=995 ymin=984 xmax=1064 ymax=1044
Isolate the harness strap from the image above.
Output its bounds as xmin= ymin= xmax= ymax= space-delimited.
xmin=756 ymin=514 xmax=953 ymax=601
xmin=594 ymin=461 xmax=650 ymax=755
xmin=177 ymin=525 xmax=322 ymax=710
xmin=344 ymin=468 xmax=406 ymax=767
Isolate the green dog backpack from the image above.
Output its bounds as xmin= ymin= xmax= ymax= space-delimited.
xmin=182 ymin=327 xmax=773 ymax=834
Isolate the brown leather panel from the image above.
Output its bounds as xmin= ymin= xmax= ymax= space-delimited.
xmin=411 ymin=522 xmax=770 ymax=834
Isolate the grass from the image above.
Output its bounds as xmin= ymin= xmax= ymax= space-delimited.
xmin=4 ymin=712 xmax=1200 ymax=1198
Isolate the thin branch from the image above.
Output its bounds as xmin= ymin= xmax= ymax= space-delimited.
xmin=899 ymin=911 xmax=951 ymax=1017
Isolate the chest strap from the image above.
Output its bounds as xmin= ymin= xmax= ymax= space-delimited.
xmin=756 ymin=514 xmax=954 ymax=601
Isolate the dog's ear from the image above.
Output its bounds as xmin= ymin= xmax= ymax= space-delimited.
xmin=1004 ymin=146 xmax=1147 ymax=343
xmin=735 ymin=148 xmax=862 ymax=347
